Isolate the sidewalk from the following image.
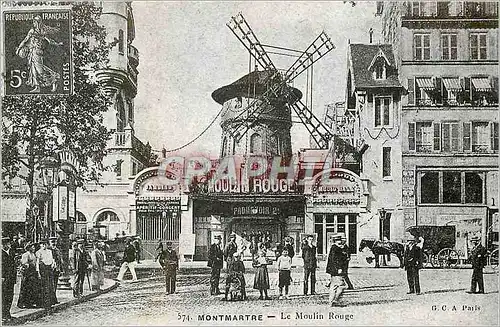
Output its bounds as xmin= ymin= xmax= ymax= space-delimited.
xmin=6 ymin=276 xmax=118 ymax=325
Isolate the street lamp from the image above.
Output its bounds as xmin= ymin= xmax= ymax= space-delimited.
xmin=40 ymin=150 xmax=78 ymax=290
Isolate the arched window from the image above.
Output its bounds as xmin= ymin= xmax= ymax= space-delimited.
xmin=269 ymin=134 xmax=280 ymax=155
xmin=76 ymin=211 xmax=87 ymax=222
xmin=250 ymin=133 xmax=262 ymax=154
xmin=96 ymin=211 xmax=120 ymax=223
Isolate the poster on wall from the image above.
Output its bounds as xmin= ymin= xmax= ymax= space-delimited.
xmin=58 ymin=185 xmax=67 ymax=221
xmin=3 ymin=9 xmax=73 ymax=95
xmin=68 ymin=190 xmax=75 ymax=220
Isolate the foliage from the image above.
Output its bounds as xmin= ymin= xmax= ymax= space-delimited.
xmin=2 ymin=2 xmax=114 ymax=190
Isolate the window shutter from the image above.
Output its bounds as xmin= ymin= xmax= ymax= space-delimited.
xmin=442 ymin=123 xmax=450 ymax=152
xmin=375 ymin=98 xmax=381 ymax=127
xmin=451 ymin=123 xmax=459 ymax=152
xmin=416 ymin=123 xmax=422 ymax=151
xmin=408 ymin=78 xmax=415 ymax=105
xmin=463 ymin=122 xmax=472 ymax=151
xmin=433 ymin=123 xmax=441 ymax=151
xmin=491 ymin=122 xmax=499 ymax=151
xmin=492 ymin=76 xmax=499 ymax=103
xmin=435 ymin=77 xmax=443 ymax=104
xmin=408 ymin=122 xmax=416 ymax=151
xmin=464 ymin=77 xmax=471 ymax=103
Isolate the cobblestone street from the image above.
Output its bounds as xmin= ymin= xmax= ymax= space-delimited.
xmin=21 ymin=268 xmax=498 ymax=326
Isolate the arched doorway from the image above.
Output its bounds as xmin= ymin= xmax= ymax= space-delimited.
xmin=95 ymin=210 xmax=123 ymax=240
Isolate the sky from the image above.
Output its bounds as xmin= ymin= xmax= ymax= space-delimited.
xmin=132 ymin=1 xmax=381 ymax=157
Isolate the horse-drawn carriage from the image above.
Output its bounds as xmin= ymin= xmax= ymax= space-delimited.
xmin=406 ymin=225 xmax=459 ymax=268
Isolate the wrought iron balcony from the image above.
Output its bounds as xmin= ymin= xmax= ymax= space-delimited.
xmin=128 ymin=45 xmax=139 ymax=67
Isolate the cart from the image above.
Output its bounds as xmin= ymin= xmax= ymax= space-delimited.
xmin=406 ymin=225 xmax=459 ymax=268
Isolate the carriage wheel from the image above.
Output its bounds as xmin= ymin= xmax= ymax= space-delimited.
xmin=429 ymin=254 xmax=439 ymax=268
xmin=422 ymin=252 xmax=430 ymax=268
xmin=437 ymin=248 xmax=459 ymax=268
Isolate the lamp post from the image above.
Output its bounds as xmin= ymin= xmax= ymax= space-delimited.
xmin=40 ymin=150 xmax=78 ymax=290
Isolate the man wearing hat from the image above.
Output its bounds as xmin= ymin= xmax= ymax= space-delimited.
xmin=49 ymin=236 xmax=63 ymax=303
xmin=158 ymin=241 xmax=178 ymax=294
xmin=403 ymin=232 xmax=423 ymax=295
xmin=73 ymin=239 xmax=91 ymax=298
xmin=208 ymin=235 xmax=224 ymax=295
xmin=223 ymin=233 xmax=238 ymax=268
xmin=36 ymin=238 xmax=56 ymax=308
xmin=467 ymin=235 xmax=487 ymax=294
xmin=117 ymin=237 xmax=138 ymax=282
xmin=326 ymin=233 xmax=348 ymax=306
xmin=2 ymin=236 xmax=17 ymax=322
xmin=302 ymin=234 xmax=318 ymax=295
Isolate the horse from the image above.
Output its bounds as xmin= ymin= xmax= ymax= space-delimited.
xmin=359 ymin=239 xmax=404 ymax=268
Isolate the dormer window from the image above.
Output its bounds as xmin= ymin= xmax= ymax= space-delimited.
xmin=374 ymin=63 xmax=386 ymax=80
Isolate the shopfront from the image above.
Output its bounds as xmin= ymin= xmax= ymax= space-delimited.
xmin=192 ymin=193 xmax=305 ymax=260
xmin=304 ymin=168 xmax=368 ymax=257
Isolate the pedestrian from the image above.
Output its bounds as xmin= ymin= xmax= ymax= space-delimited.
xmin=155 ymin=238 xmax=163 ymax=262
xmin=2 ymin=236 xmax=17 ymax=322
xmin=466 ymin=235 xmax=487 ymax=294
xmin=117 ymin=238 xmax=138 ymax=282
xmin=208 ymin=235 xmax=224 ymax=295
xmin=133 ymin=237 xmax=141 ymax=264
xmin=223 ymin=252 xmax=246 ymax=301
xmin=340 ymin=234 xmax=354 ymax=290
xmin=159 ymin=241 xmax=178 ymax=294
xmin=403 ymin=233 xmax=423 ymax=295
xmin=73 ymin=239 xmax=91 ymax=298
xmin=326 ymin=233 xmax=348 ymax=307
xmin=49 ymin=236 xmax=63 ymax=304
xmin=223 ymin=232 xmax=238 ymax=268
xmin=90 ymin=242 xmax=105 ymax=291
xmin=283 ymin=237 xmax=295 ymax=259
xmin=253 ymin=250 xmax=271 ymax=300
xmin=302 ymin=235 xmax=317 ymax=295
xmin=68 ymin=241 xmax=77 ymax=288
xmin=35 ymin=238 xmax=56 ymax=308
xmin=277 ymin=249 xmax=292 ymax=299
xmin=17 ymin=241 xmax=41 ymax=309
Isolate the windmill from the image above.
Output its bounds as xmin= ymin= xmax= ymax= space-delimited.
xmin=225 ymin=12 xmax=337 ymax=151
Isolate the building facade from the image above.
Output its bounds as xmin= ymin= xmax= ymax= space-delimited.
xmin=76 ymin=2 xmax=152 ymax=242
xmin=379 ymin=1 xmax=499 ymax=254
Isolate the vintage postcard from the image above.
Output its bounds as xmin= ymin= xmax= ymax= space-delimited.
xmin=1 ymin=1 xmax=498 ymax=326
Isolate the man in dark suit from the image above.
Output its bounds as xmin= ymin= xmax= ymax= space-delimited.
xmin=403 ymin=233 xmax=423 ymax=295
xmin=159 ymin=241 xmax=178 ymax=294
xmin=73 ymin=239 xmax=90 ymax=298
xmin=2 ymin=236 xmax=17 ymax=322
xmin=223 ymin=233 xmax=238 ymax=268
xmin=49 ymin=236 xmax=63 ymax=304
xmin=466 ymin=235 xmax=487 ymax=294
xmin=301 ymin=235 xmax=317 ymax=295
xmin=326 ymin=233 xmax=348 ymax=306
xmin=208 ymin=235 xmax=224 ymax=295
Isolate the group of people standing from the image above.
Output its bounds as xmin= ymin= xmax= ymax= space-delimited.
xmin=1 ymin=235 xmax=106 ymax=323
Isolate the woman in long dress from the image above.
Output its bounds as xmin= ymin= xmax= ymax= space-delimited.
xmin=90 ymin=242 xmax=105 ymax=291
xmin=17 ymin=242 xmax=41 ymax=308
xmin=15 ymin=15 xmax=62 ymax=93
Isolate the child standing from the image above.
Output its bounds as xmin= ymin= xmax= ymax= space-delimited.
xmin=253 ymin=250 xmax=271 ymax=300
xmin=277 ymin=249 xmax=292 ymax=299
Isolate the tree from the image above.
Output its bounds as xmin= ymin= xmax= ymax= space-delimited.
xmin=2 ymin=2 xmax=114 ymax=240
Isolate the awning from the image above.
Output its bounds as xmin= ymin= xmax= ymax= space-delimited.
xmin=471 ymin=77 xmax=492 ymax=92
xmin=442 ymin=78 xmax=462 ymax=91
xmin=416 ymin=77 xmax=435 ymax=91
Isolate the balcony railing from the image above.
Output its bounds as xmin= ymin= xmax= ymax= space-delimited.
xmin=128 ymin=45 xmax=139 ymax=66
xmin=111 ymin=131 xmax=151 ymax=162
xmin=404 ymin=1 xmax=498 ymax=18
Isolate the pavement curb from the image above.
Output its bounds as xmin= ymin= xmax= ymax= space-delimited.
xmin=7 ymin=280 xmax=119 ymax=325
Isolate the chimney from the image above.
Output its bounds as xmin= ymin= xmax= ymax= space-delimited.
xmin=369 ymin=28 xmax=374 ymax=44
